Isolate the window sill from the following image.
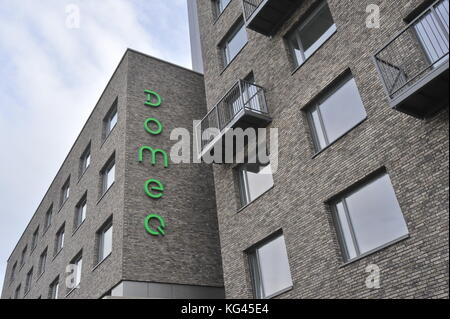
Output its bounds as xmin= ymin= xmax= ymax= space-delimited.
xmin=77 ymin=166 xmax=90 ymax=184
xmin=291 ymin=30 xmax=338 ymax=77
xmin=52 ymin=249 xmax=63 ymax=261
xmin=42 ymin=225 xmax=51 ymax=236
xmin=36 ymin=271 xmax=45 ymax=283
xmin=213 ymin=0 xmax=233 ymax=25
xmin=30 ymin=246 xmax=37 ymax=256
xmin=57 ymin=199 xmax=69 ymax=214
xmin=65 ymin=286 xmax=80 ymax=298
xmin=339 ymin=234 xmax=410 ymax=268
xmin=72 ymin=220 xmax=86 ymax=236
xmin=100 ymin=125 xmax=116 ymax=150
xmin=311 ymin=117 xmax=367 ymax=159
xmin=97 ymin=182 xmax=115 ymax=205
xmin=219 ymin=42 xmax=249 ymax=76
xmin=92 ymin=253 xmax=112 ymax=272
xmin=23 ymin=290 xmax=31 ymax=298
xmin=236 ymin=186 xmax=275 ymax=214
xmin=263 ymin=285 xmax=293 ymax=299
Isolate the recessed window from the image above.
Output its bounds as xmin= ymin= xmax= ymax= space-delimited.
xmin=20 ymin=246 xmax=27 ymax=267
xmin=60 ymin=178 xmax=70 ymax=207
xmin=101 ymin=155 xmax=115 ymax=195
xmin=80 ymin=143 xmax=91 ymax=176
xmin=10 ymin=262 xmax=17 ymax=284
xmin=69 ymin=253 xmax=83 ymax=289
xmin=25 ymin=268 xmax=33 ymax=294
xmin=307 ymin=75 xmax=366 ymax=152
xmin=248 ymin=233 xmax=293 ymax=299
xmin=44 ymin=205 xmax=53 ymax=230
xmin=238 ymin=163 xmax=274 ymax=207
xmin=74 ymin=194 xmax=87 ymax=230
xmin=38 ymin=248 xmax=47 ymax=275
xmin=221 ymin=19 xmax=248 ymax=66
xmin=103 ymin=100 xmax=118 ymax=139
xmin=332 ymin=173 xmax=409 ymax=262
xmin=97 ymin=219 xmax=113 ymax=263
xmin=287 ymin=1 xmax=336 ymax=68
xmin=31 ymin=227 xmax=39 ymax=251
xmin=49 ymin=277 xmax=59 ymax=299
xmin=214 ymin=0 xmax=231 ymax=17
xmin=14 ymin=285 xmax=21 ymax=299
xmin=54 ymin=224 xmax=65 ymax=256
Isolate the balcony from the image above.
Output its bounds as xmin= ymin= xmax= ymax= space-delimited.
xmin=242 ymin=0 xmax=302 ymax=36
xmin=374 ymin=0 xmax=449 ymax=118
xmin=196 ymin=80 xmax=271 ymax=162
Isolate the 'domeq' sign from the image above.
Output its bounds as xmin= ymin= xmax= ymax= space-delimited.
xmin=138 ymin=89 xmax=169 ymax=237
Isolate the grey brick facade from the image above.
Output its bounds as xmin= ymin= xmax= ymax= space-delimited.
xmin=1 ymin=49 xmax=224 ymax=299
xmin=195 ymin=0 xmax=449 ymax=298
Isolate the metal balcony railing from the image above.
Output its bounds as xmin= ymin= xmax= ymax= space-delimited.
xmin=197 ymin=80 xmax=269 ymax=154
xmin=243 ymin=0 xmax=263 ymax=22
xmin=374 ymin=0 xmax=449 ymax=102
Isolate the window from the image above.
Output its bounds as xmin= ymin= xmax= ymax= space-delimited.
xmin=44 ymin=205 xmax=53 ymax=230
xmin=20 ymin=246 xmax=27 ymax=267
xmin=31 ymin=227 xmax=39 ymax=251
xmin=104 ymin=100 xmax=118 ymax=138
xmin=25 ymin=268 xmax=33 ymax=294
xmin=287 ymin=1 xmax=336 ymax=68
xmin=238 ymin=163 xmax=274 ymax=207
xmin=101 ymin=155 xmax=115 ymax=195
xmin=248 ymin=233 xmax=293 ymax=299
xmin=60 ymin=178 xmax=70 ymax=207
xmin=49 ymin=277 xmax=59 ymax=299
xmin=69 ymin=253 xmax=83 ymax=289
xmin=332 ymin=173 xmax=409 ymax=262
xmin=38 ymin=248 xmax=47 ymax=275
xmin=414 ymin=0 xmax=449 ymax=67
xmin=307 ymin=75 xmax=366 ymax=152
xmin=97 ymin=219 xmax=113 ymax=263
xmin=221 ymin=19 xmax=247 ymax=66
xmin=80 ymin=143 xmax=91 ymax=176
xmin=54 ymin=224 xmax=65 ymax=255
xmin=74 ymin=194 xmax=87 ymax=230
xmin=214 ymin=0 xmax=231 ymax=17
xmin=14 ymin=285 xmax=21 ymax=299
xmin=10 ymin=262 xmax=17 ymax=284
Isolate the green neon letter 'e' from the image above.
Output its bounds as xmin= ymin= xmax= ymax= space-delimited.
xmin=144 ymin=214 xmax=166 ymax=236
xmin=144 ymin=118 xmax=163 ymax=135
xmin=144 ymin=179 xmax=164 ymax=199
xmin=144 ymin=90 xmax=162 ymax=107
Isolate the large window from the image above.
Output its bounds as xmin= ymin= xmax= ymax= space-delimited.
xmin=238 ymin=163 xmax=274 ymax=207
xmin=307 ymin=75 xmax=366 ymax=152
xmin=248 ymin=234 xmax=293 ymax=299
xmin=70 ymin=253 xmax=83 ymax=289
xmin=215 ymin=0 xmax=231 ymax=17
xmin=74 ymin=194 xmax=87 ymax=230
xmin=49 ymin=277 xmax=59 ymax=299
xmin=287 ymin=1 xmax=336 ymax=68
xmin=20 ymin=246 xmax=27 ymax=267
xmin=221 ymin=19 xmax=248 ymax=66
xmin=10 ymin=262 xmax=17 ymax=284
xmin=332 ymin=173 xmax=409 ymax=262
xmin=14 ymin=285 xmax=21 ymax=299
xmin=38 ymin=248 xmax=47 ymax=275
xmin=103 ymin=100 xmax=118 ymax=139
xmin=97 ymin=220 xmax=113 ymax=263
xmin=31 ymin=227 xmax=39 ymax=251
xmin=101 ymin=155 xmax=116 ymax=195
xmin=60 ymin=178 xmax=70 ymax=207
xmin=54 ymin=224 xmax=65 ymax=256
xmin=25 ymin=268 xmax=33 ymax=294
xmin=44 ymin=205 xmax=53 ymax=230
xmin=80 ymin=143 xmax=91 ymax=176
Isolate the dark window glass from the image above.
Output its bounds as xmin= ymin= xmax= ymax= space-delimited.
xmin=238 ymin=163 xmax=274 ymax=206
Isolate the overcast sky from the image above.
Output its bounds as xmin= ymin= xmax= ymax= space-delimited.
xmin=0 ymin=0 xmax=192 ymax=290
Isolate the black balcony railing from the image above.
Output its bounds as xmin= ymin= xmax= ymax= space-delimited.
xmin=374 ymin=0 xmax=449 ymax=117
xmin=197 ymin=80 xmax=270 ymax=155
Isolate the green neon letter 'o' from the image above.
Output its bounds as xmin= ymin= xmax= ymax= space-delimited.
xmin=144 ymin=90 xmax=162 ymax=107
xmin=144 ymin=118 xmax=163 ymax=135
xmin=144 ymin=214 xmax=166 ymax=236
xmin=144 ymin=179 xmax=164 ymax=199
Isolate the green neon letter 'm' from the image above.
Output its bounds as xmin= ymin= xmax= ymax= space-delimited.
xmin=144 ymin=90 xmax=162 ymax=107
xmin=144 ymin=179 xmax=164 ymax=199
xmin=138 ymin=146 xmax=169 ymax=168
xmin=144 ymin=118 xmax=163 ymax=135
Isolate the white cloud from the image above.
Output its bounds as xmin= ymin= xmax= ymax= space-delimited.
xmin=0 ymin=0 xmax=191 ymax=291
